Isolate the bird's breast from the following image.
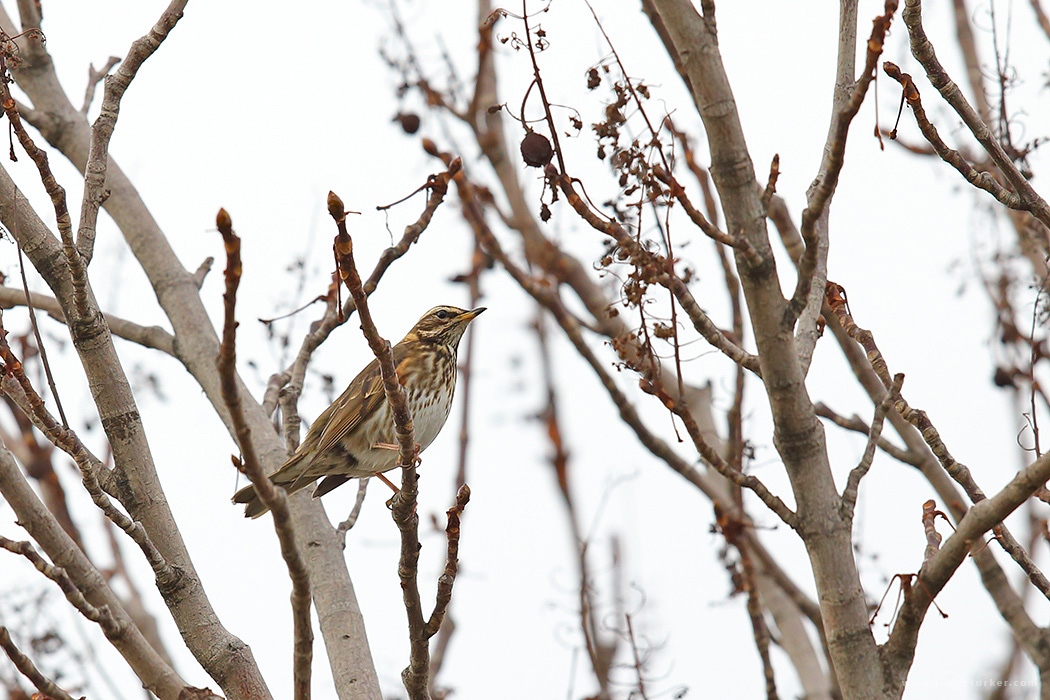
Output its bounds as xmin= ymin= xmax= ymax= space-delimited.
xmin=407 ymin=366 xmax=456 ymax=450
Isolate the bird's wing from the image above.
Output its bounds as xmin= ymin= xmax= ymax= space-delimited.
xmin=313 ymin=342 xmax=413 ymax=455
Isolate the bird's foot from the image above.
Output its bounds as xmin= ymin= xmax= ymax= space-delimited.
xmin=373 ymin=441 xmax=423 ymax=466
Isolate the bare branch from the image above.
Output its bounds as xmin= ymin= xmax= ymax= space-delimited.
xmin=885 ymin=451 xmax=1050 ymax=672
xmin=921 ymin=499 xmax=944 ymax=563
xmin=787 ymin=0 xmax=899 ymax=326
xmin=0 ymin=285 xmax=176 ymax=355
xmin=215 ymin=209 xmax=312 ymax=700
xmin=77 ymin=0 xmax=188 ymax=263
xmin=336 ymin=479 xmax=369 ymax=546
xmin=639 ymin=376 xmax=797 ymax=527
xmin=0 ymin=626 xmax=77 ymax=700
xmin=0 ymin=439 xmax=189 ymax=699
xmin=883 ymin=63 xmax=1032 ymax=212
xmin=1032 ymin=0 xmax=1050 ymax=43
xmin=815 ymin=402 xmax=921 ymax=468
xmin=329 ymin=171 xmax=460 ymax=700
xmin=651 ymin=164 xmax=757 ymax=256
xmin=80 ymin=56 xmax=121 ymax=115
xmin=900 ymin=0 xmax=1050 ymax=229
xmin=826 ymin=283 xmax=1050 ymax=601
xmin=425 ymin=485 xmax=471 ymax=637
xmin=841 ymin=374 xmax=904 ymax=520
xmin=0 ymin=321 xmax=173 ymax=584
xmin=0 ymin=535 xmax=120 ymax=636
xmin=192 ymin=256 xmax=214 ymax=289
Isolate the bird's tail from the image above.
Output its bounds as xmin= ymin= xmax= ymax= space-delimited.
xmin=231 ymin=456 xmax=314 ymax=519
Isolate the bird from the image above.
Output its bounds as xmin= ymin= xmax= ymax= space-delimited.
xmin=233 ymin=305 xmax=485 ymax=518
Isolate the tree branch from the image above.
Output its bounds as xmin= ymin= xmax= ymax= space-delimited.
xmin=0 ymin=285 xmax=176 ymax=355
xmin=883 ymin=62 xmax=1032 ymax=212
xmin=76 ymin=0 xmax=187 ymax=264
xmin=900 ymin=0 xmax=1050 ymax=229
xmin=0 ymin=626 xmax=77 ymax=700
xmin=215 ymin=209 xmax=312 ymax=700
xmin=0 ymin=439 xmax=189 ymax=699
xmin=884 ymin=452 xmax=1050 ymax=681
xmin=788 ymin=0 xmax=897 ymax=327
xmin=840 ymin=374 xmax=903 ymax=520
xmin=328 ymin=170 xmax=460 ymax=700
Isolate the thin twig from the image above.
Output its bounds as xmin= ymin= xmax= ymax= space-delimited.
xmin=815 ymin=402 xmax=921 ymax=467
xmin=0 ymin=536 xmax=121 ymax=636
xmin=520 ymin=0 xmax=567 ymax=176
xmin=623 ymin=614 xmax=650 ymax=700
xmin=900 ymin=0 xmax=1050 ymax=229
xmin=883 ymin=62 xmax=1033 ymax=213
xmin=336 ymin=479 xmax=369 ymax=546
xmin=534 ymin=309 xmax=616 ymax=693
xmin=841 ymin=374 xmax=904 ymax=520
xmin=717 ymin=507 xmax=780 ymax=700
xmin=77 ymin=0 xmax=188 ymax=264
xmin=430 ymin=229 xmax=487 ymax=697
xmin=214 ymin=209 xmax=313 ymax=700
xmin=651 ymin=163 xmax=749 ymax=253
xmin=329 ymin=173 xmax=461 ymax=700
xmin=0 ymin=626 xmax=77 ymax=700
xmin=787 ymin=0 xmax=899 ymax=326
xmin=425 ymin=486 xmax=471 ymax=637
xmin=638 ymin=375 xmax=796 ymax=527
xmin=80 ymin=56 xmax=121 ymax=115
xmin=0 ymin=284 xmax=176 ymax=355
xmin=15 ymin=246 xmax=67 ymax=427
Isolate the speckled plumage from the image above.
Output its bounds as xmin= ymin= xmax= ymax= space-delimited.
xmin=234 ymin=305 xmax=484 ymax=518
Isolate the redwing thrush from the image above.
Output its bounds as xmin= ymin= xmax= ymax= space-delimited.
xmin=234 ymin=305 xmax=485 ymax=518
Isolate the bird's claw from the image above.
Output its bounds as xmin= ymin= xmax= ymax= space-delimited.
xmin=373 ymin=441 xmax=423 ymax=466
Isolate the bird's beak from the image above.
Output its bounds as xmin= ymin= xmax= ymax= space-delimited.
xmin=459 ymin=307 xmax=487 ymax=322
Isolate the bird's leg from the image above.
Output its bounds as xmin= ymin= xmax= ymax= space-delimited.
xmin=372 ymin=443 xmax=422 ymax=510
xmin=376 ymin=472 xmax=400 ymax=493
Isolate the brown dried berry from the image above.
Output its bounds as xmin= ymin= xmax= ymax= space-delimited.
xmin=993 ymin=366 xmax=1016 ymax=388
xmin=520 ymin=131 xmax=554 ymax=167
xmin=394 ymin=112 xmax=420 ymax=134
xmin=587 ymin=67 xmax=601 ymax=90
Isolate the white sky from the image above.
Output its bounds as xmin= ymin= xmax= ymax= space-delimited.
xmin=1 ymin=0 xmax=1048 ymax=698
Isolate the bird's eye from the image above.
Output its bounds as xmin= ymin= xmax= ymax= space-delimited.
xmin=435 ymin=309 xmax=449 ymax=320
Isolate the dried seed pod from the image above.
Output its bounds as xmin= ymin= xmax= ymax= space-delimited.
xmin=587 ymin=67 xmax=601 ymax=90
xmin=520 ymin=131 xmax=553 ymax=167
xmin=394 ymin=112 xmax=421 ymax=134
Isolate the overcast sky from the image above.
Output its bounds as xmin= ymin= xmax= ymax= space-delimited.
xmin=1 ymin=1 xmax=1048 ymax=698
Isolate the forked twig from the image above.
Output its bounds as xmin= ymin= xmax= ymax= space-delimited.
xmin=328 ymin=167 xmax=466 ymax=699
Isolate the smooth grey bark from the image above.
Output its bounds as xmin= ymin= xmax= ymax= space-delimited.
xmin=641 ymin=2 xmax=885 ymax=698
xmin=0 ymin=442 xmax=188 ymax=700
xmin=0 ymin=5 xmax=382 ymax=698
xmin=0 ymin=160 xmax=270 ymax=700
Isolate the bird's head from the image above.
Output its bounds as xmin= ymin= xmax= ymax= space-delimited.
xmin=405 ymin=305 xmax=486 ymax=348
